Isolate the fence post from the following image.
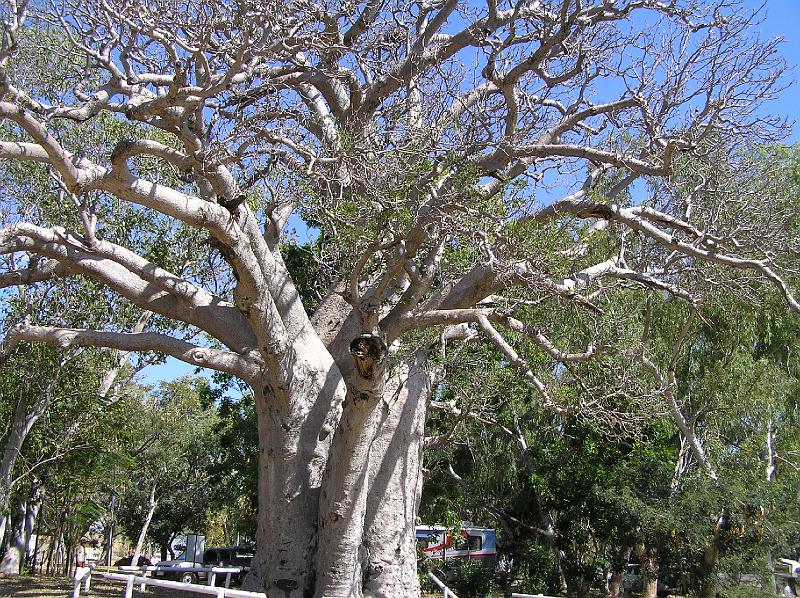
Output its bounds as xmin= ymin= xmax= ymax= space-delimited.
xmin=426 ymin=571 xmax=459 ymax=598
xmin=124 ymin=576 xmax=134 ymax=598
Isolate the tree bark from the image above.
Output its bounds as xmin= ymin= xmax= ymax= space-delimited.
xmin=637 ymin=543 xmax=660 ymax=598
xmin=244 ymin=337 xmax=347 ymax=598
xmin=699 ymin=514 xmax=725 ymax=597
xmin=606 ymin=547 xmax=631 ymax=598
xmin=606 ymin=571 xmax=623 ymax=598
xmin=0 ymin=387 xmax=39 ymax=545
xmin=20 ymin=483 xmax=40 ymax=572
xmin=132 ymin=482 xmax=157 ymax=566
xmin=316 ymin=333 xmax=388 ymax=598
xmin=361 ymin=351 xmax=430 ymax=598
xmin=0 ymin=511 xmax=7 ymax=553
xmin=0 ymin=494 xmax=26 ymax=574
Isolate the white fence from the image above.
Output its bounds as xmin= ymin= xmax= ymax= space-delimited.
xmin=118 ymin=564 xmax=242 ymax=587
xmin=426 ymin=571 xmax=459 ymax=598
xmin=510 ymin=594 xmax=562 ymax=598
xmin=104 ymin=572 xmax=266 ymax=598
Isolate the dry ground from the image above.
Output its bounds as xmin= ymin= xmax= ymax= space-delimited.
xmin=0 ymin=575 xmax=485 ymax=598
xmin=0 ymin=575 xmax=192 ymax=598
xmin=0 ymin=575 xmax=448 ymax=598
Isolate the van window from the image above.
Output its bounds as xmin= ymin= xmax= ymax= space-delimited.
xmin=453 ymin=534 xmax=482 ymax=551
xmin=204 ymin=550 xmax=218 ymax=563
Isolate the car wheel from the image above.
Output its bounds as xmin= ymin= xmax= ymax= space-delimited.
xmin=179 ymin=572 xmax=198 ymax=584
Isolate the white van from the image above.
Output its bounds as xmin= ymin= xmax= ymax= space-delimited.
xmin=415 ymin=525 xmax=497 ymax=561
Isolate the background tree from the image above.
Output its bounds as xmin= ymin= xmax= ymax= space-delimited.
xmin=113 ymin=376 xmax=225 ymax=562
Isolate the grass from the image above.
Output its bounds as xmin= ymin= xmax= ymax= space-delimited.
xmin=0 ymin=574 xmax=188 ymax=598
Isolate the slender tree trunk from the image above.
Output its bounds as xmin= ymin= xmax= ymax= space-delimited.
xmin=132 ymin=482 xmax=157 ymax=566
xmin=361 ymin=351 xmax=429 ymax=598
xmin=766 ymin=419 xmax=778 ymax=595
xmin=32 ymin=500 xmax=42 ymax=574
xmin=21 ymin=483 xmax=41 ymax=572
xmin=519 ymin=452 xmax=566 ymax=592
xmin=53 ymin=485 xmax=70 ymax=576
xmin=0 ymin=390 xmax=34 ymax=538
xmin=699 ymin=514 xmax=725 ymax=597
xmin=0 ymin=495 xmax=27 ymax=574
xmin=0 ymin=316 xmax=146 ymax=567
xmin=0 ymin=510 xmax=7 ymax=552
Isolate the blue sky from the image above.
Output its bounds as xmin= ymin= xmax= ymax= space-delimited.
xmin=754 ymin=0 xmax=800 ymax=141
xmin=140 ymin=0 xmax=800 ymax=390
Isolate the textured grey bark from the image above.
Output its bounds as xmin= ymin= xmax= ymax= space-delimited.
xmin=245 ymin=342 xmax=347 ymax=598
xmin=0 ymin=511 xmax=6 ymax=554
xmin=315 ymin=334 xmax=388 ymax=598
xmin=361 ymin=351 xmax=429 ymax=598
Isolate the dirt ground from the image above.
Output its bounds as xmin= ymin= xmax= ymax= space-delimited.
xmin=0 ymin=575 xmax=450 ymax=598
xmin=0 ymin=575 xmax=192 ymax=598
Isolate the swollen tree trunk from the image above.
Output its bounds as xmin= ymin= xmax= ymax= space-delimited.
xmin=244 ymin=332 xmax=347 ymax=598
xmin=637 ymin=543 xmax=660 ymax=598
xmin=606 ymin=547 xmax=631 ymax=598
xmin=132 ymin=482 xmax=157 ymax=566
xmin=361 ymin=351 xmax=430 ymax=598
xmin=316 ymin=333 xmax=389 ymax=598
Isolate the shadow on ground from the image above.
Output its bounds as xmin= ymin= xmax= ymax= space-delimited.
xmin=0 ymin=575 xmax=179 ymax=598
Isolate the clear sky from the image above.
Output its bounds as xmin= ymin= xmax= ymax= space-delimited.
xmin=139 ymin=0 xmax=800 ymax=390
xmin=753 ymin=0 xmax=800 ymax=141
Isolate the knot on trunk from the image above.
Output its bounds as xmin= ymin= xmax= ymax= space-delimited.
xmin=349 ymin=333 xmax=388 ymax=380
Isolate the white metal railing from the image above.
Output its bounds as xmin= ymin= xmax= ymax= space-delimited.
xmin=118 ymin=564 xmax=242 ymax=588
xmin=104 ymin=572 xmax=266 ymax=598
xmin=510 ymin=593 xmax=562 ymax=597
xmin=426 ymin=571 xmax=459 ymax=598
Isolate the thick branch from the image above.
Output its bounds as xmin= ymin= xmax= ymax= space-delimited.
xmin=1 ymin=323 xmax=260 ymax=383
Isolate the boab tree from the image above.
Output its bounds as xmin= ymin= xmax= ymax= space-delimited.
xmin=0 ymin=0 xmax=797 ymax=596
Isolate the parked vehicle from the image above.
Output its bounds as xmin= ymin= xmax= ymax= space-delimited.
xmin=154 ymin=545 xmax=254 ymax=585
xmin=114 ymin=555 xmax=153 ymax=567
xmin=621 ymin=563 xmax=670 ymax=597
xmin=415 ymin=525 xmax=497 ymax=562
xmin=777 ymin=558 xmax=800 ymax=579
